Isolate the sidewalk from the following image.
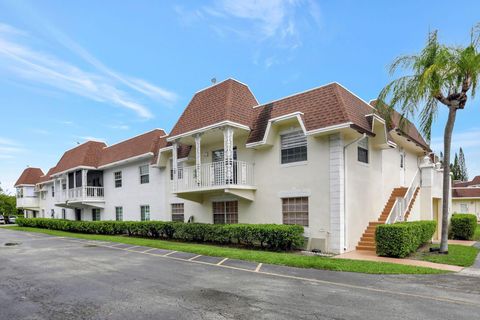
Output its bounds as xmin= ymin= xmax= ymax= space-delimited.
xmin=335 ymin=250 xmax=463 ymax=272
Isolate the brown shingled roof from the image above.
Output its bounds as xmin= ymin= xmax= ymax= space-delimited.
xmin=454 ymin=176 xmax=480 ymax=188
xmin=368 ymin=100 xmax=430 ymax=151
xmin=49 ymin=141 xmax=107 ymax=175
xmin=170 ymin=79 xmax=258 ymax=137
xmin=14 ymin=167 xmax=44 ymax=186
xmin=452 ymin=188 xmax=480 ymax=198
xmin=247 ymin=83 xmax=374 ymax=144
xmin=38 ymin=167 xmax=56 ymax=184
xmin=98 ymin=129 xmax=167 ymax=167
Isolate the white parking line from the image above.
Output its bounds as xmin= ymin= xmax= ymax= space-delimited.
xmin=188 ymin=254 xmax=202 ymax=261
xmin=217 ymin=257 xmax=228 ymax=266
xmin=142 ymin=248 xmax=158 ymax=253
xmin=255 ymin=263 xmax=263 ymax=272
xmin=164 ymin=251 xmax=178 ymax=256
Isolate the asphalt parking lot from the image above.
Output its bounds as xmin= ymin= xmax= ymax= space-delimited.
xmin=1 ymin=228 xmax=480 ymax=320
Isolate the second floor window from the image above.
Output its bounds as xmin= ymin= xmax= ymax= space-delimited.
xmin=51 ymin=185 xmax=55 ymax=197
xmin=141 ymin=205 xmax=150 ymax=221
xmin=115 ymin=206 xmax=123 ymax=221
xmin=114 ymin=171 xmax=122 ymax=188
xmin=139 ymin=165 xmax=150 ymax=184
xmin=358 ymin=137 xmax=369 ymax=164
xmin=281 ymin=130 xmax=307 ymax=164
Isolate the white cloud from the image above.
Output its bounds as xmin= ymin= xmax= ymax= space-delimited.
xmin=109 ymin=124 xmax=130 ymax=130
xmin=0 ymin=23 xmax=178 ymax=119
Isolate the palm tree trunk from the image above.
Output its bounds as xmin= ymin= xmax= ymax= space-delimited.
xmin=439 ymin=106 xmax=457 ymax=253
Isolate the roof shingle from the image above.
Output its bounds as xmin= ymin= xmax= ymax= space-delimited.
xmin=14 ymin=167 xmax=44 ymax=186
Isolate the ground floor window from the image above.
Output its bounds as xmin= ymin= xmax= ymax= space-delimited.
xmin=282 ymin=197 xmax=309 ymax=226
xmin=62 ymin=209 xmax=66 ymax=220
xmin=213 ymin=201 xmax=238 ymax=224
xmin=171 ymin=203 xmax=184 ymax=222
xmin=92 ymin=208 xmax=100 ymax=221
xmin=460 ymin=203 xmax=469 ymax=213
xmin=141 ymin=205 xmax=150 ymax=221
xmin=50 ymin=209 xmax=55 ymax=218
xmin=115 ymin=206 xmax=123 ymax=221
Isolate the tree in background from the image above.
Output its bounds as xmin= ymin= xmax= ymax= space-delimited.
xmin=451 ymin=153 xmax=461 ymax=180
xmin=378 ymin=23 xmax=480 ymax=253
xmin=0 ymin=182 xmax=17 ymax=215
xmin=458 ymin=147 xmax=468 ymax=181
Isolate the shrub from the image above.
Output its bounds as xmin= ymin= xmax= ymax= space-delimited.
xmin=16 ymin=218 xmax=304 ymax=251
xmin=450 ymin=214 xmax=477 ymax=240
xmin=375 ymin=221 xmax=436 ymax=258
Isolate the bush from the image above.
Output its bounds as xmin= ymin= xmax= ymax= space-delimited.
xmin=375 ymin=221 xmax=436 ymax=258
xmin=16 ymin=218 xmax=304 ymax=251
xmin=450 ymin=214 xmax=477 ymax=240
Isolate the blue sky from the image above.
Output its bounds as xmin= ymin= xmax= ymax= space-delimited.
xmin=0 ymin=0 xmax=479 ymax=193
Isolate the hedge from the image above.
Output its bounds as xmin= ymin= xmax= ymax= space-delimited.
xmin=375 ymin=221 xmax=436 ymax=258
xmin=449 ymin=213 xmax=477 ymax=240
xmin=16 ymin=218 xmax=304 ymax=251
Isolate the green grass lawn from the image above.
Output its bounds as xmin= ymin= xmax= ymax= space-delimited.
xmin=474 ymin=224 xmax=480 ymax=241
xmin=5 ymin=226 xmax=447 ymax=275
xmin=415 ymin=244 xmax=480 ymax=267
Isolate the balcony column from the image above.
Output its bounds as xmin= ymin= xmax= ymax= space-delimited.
xmin=223 ymin=126 xmax=234 ymax=184
xmin=195 ymin=134 xmax=202 ymax=185
xmin=172 ymin=141 xmax=178 ymax=191
xmin=82 ymin=169 xmax=87 ymax=198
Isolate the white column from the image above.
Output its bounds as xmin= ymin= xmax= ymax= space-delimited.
xmin=82 ymin=170 xmax=87 ymax=199
xmin=329 ymin=133 xmax=345 ymax=254
xmin=172 ymin=141 xmax=178 ymax=191
xmin=195 ymin=134 xmax=202 ymax=185
xmin=223 ymin=126 xmax=234 ymax=184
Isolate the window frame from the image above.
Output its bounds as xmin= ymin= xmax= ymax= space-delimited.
xmin=171 ymin=203 xmax=185 ymax=222
xmin=51 ymin=185 xmax=55 ymax=197
xmin=92 ymin=208 xmax=101 ymax=221
xmin=114 ymin=171 xmax=122 ymax=188
xmin=140 ymin=205 xmax=150 ymax=221
xmin=62 ymin=209 xmax=66 ymax=220
xmin=280 ymin=130 xmax=308 ymax=165
xmin=213 ymin=201 xmax=238 ymax=224
xmin=139 ymin=165 xmax=150 ymax=184
xmin=357 ymin=137 xmax=369 ymax=164
xmin=282 ymin=197 xmax=309 ymax=227
xmin=115 ymin=206 xmax=123 ymax=221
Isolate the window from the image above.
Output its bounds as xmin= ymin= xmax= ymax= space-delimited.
xmin=51 ymin=185 xmax=55 ymax=197
xmin=460 ymin=203 xmax=469 ymax=213
xmin=169 ymin=160 xmax=184 ymax=180
xmin=213 ymin=201 xmax=238 ymax=224
xmin=139 ymin=165 xmax=150 ymax=184
xmin=400 ymin=153 xmax=405 ymax=168
xmin=62 ymin=181 xmax=66 ymax=190
xmin=114 ymin=171 xmax=122 ymax=188
xmin=140 ymin=205 xmax=150 ymax=221
xmin=280 ymin=130 xmax=307 ymax=164
xmin=50 ymin=209 xmax=55 ymax=218
xmin=282 ymin=197 xmax=309 ymax=227
xmin=357 ymin=137 xmax=369 ymax=164
xmin=171 ymin=203 xmax=184 ymax=222
xmin=16 ymin=188 xmax=23 ymax=198
xmin=62 ymin=209 xmax=66 ymax=220
xmin=115 ymin=206 xmax=123 ymax=221
xmin=92 ymin=208 xmax=101 ymax=221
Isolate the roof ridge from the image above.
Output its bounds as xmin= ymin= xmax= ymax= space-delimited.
xmin=104 ymin=128 xmax=166 ymax=149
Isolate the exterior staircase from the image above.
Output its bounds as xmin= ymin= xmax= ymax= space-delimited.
xmin=356 ymin=187 xmax=409 ymax=251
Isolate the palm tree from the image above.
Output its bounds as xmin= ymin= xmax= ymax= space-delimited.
xmin=378 ymin=24 xmax=480 ymax=253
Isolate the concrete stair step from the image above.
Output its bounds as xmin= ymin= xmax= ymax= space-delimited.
xmin=356 ymin=245 xmax=376 ymax=251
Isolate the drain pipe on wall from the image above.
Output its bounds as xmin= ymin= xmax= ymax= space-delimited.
xmin=342 ymin=133 xmax=367 ymax=252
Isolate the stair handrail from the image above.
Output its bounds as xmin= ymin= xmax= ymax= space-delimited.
xmin=385 ymin=169 xmax=420 ymax=224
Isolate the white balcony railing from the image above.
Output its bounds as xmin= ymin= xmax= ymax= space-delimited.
xmin=57 ymin=186 xmax=104 ymax=203
xmin=16 ymin=196 xmax=39 ymax=208
xmin=174 ymin=160 xmax=254 ymax=192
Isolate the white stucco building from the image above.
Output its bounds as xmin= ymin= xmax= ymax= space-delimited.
xmin=452 ymin=176 xmax=480 ymax=221
xmin=15 ymin=79 xmax=447 ymax=253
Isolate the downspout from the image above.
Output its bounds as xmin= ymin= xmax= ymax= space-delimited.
xmin=342 ymin=133 xmax=367 ymax=252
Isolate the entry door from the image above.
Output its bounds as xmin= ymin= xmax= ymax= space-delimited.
xmin=75 ymin=208 xmax=82 ymax=221
xmin=212 ymin=148 xmax=237 ymax=185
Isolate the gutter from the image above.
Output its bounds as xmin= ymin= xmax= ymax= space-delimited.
xmin=342 ymin=133 xmax=367 ymax=252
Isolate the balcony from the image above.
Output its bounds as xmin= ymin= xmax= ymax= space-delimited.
xmin=56 ymin=186 xmax=105 ymax=208
xmin=16 ymin=196 xmax=39 ymax=209
xmin=173 ymin=160 xmax=255 ymax=202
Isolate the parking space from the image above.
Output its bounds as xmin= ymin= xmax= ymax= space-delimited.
xmin=1 ymin=228 xmax=480 ymax=320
